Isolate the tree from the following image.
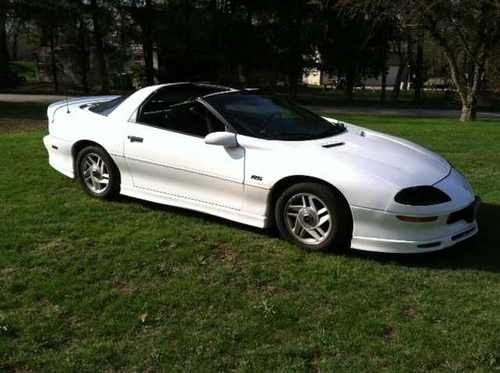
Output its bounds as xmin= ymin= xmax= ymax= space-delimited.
xmin=390 ymin=33 xmax=412 ymax=101
xmin=413 ymin=28 xmax=424 ymax=103
xmin=26 ymin=0 xmax=69 ymax=93
xmin=319 ymin=1 xmax=392 ymax=101
xmin=126 ymin=0 xmax=156 ymax=85
xmin=389 ymin=0 xmax=500 ymax=121
xmin=0 ymin=0 xmax=12 ymax=88
xmin=346 ymin=0 xmax=500 ymax=120
xmin=419 ymin=0 xmax=500 ymax=121
xmin=77 ymin=13 xmax=90 ymax=93
xmin=90 ymin=0 xmax=110 ymax=93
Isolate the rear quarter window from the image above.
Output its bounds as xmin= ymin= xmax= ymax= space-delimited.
xmin=89 ymin=96 xmax=128 ymax=116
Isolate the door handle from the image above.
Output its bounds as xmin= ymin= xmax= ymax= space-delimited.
xmin=128 ymin=136 xmax=144 ymax=143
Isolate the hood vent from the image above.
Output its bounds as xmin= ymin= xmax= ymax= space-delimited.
xmin=323 ymin=142 xmax=345 ymax=149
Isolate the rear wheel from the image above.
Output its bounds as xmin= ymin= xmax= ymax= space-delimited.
xmin=275 ymin=182 xmax=352 ymax=252
xmin=76 ymin=146 xmax=120 ymax=199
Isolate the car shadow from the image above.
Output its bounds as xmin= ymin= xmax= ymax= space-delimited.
xmin=116 ymin=195 xmax=277 ymax=237
xmin=118 ymin=196 xmax=500 ymax=273
xmin=345 ymin=203 xmax=500 ymax=273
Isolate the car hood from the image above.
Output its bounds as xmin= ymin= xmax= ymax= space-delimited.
xmin=327 ymin=124 xmax=450 ymax=187
xmin=280 ymin=122 xmax=451 ymax=189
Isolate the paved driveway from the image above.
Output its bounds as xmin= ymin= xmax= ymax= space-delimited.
xmin=0 ymin=93 xmax=67 ymax=103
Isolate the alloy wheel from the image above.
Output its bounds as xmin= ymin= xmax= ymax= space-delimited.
xmin=284 ymin=193 xmax=333 ymax=245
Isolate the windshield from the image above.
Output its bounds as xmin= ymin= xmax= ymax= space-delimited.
xmin=204 ymin=93 xmax=345 ymax=141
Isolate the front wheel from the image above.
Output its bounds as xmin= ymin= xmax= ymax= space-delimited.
xmin=275 ymin=182 xmax=352 ymax=252
xmin=76 ymin=146 xmax=120 ymax=199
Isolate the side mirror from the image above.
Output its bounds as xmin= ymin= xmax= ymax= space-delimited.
xmin=204 ymin=132 xmax=238 ymax=148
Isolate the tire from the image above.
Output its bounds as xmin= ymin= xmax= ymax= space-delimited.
xmin=275 ymin=182 xmax=352 ymax=252
xmin=76 ymin=145 xmax=120 ymax=199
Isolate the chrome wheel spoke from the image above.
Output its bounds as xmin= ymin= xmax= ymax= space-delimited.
xmin=317 ymin=207 xmax=328 ymax=216
xmin=100 ymin=173 xmax=110 ymax=181
xmin=306 ymin=227 xmax=321 ymax=240
xmin=100 ymin=160 xmax=107 ymax=174
xmin=308 ymin=195 xmax=316 ymax=210
xmin=318 ymin=214 xmax=330 ymax=226
xmin=292 ymin=217 xmax=305 ymax=238
xmin=315 ymin=226 xmax=326 ymax=237
xmin=295 ymin=224 xmax=305 ymax=238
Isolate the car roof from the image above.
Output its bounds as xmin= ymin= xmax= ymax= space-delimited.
xmin=160 ymin=82 xmax=238 ymax=98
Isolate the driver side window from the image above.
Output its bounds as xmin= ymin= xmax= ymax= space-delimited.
xmin=138 ymin=96 xmax=226 ymax=138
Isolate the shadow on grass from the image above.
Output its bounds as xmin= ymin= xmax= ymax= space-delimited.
xmin=120 ymin=196 xmax=500 ymax=272
xmin=348 ymin=203 xmax=500 ymax=273
xmin=118 ymin=195 xmax=275 ymax=237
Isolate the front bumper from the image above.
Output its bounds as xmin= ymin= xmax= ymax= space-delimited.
xmin=350 ymin=198 xmax=480 ymax=254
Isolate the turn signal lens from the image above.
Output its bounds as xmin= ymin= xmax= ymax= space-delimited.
xmin=396 ymin=215 xmax=438 ymax=223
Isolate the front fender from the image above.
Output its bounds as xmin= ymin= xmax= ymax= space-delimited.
xmin=239 ymin=134 xmax=399 ymax=211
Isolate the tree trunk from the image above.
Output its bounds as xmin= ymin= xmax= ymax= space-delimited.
xmin=287 ymin=46 xmax=301 ymax=97
xmin=181 ymin=0 xmax=193 ymax=81
xmin=142 ymin=31 xmax=154 ymax=85
xmin=379 ymin=38 xmax=388 ymax=103
xmin=142 ymin=0 xmax=155 ymax=86
xmin=402 ymin=37 xmax=413 ymax=92
xmin=414 ymin=33 xmax=424 ymax=104
xmin=49 ymin=28 xmax=59 ymax=93
xmin=380 ymin=70 xmax=387 ymax=103
xmin=78 ymin=18 xmax=89 ymax=93
xmin=91 ymin=0 xmax=109 ymax=93
xmin=402 ymin=62 xmax=410 ymax=91
xmin=460 ymin=94 xmax=477 ymax=122
xmin=10 ymin=21 xmax=20 ymax=61
xmin=237 ymin=64 xmax=247 ymax=86
xmin=392 ymin=42 xmax=409 ymax=102
xmin=380 ymin=44 xmax=387 ymax=103
xmin=391 ymin=64 xmax=406 ymax=102
xmin=0 ymin=3 xmax=11 ymax=88
xmin=288 ymin=67 xmax=299 ymax=98
xmin=345 ymin=69 xmax=355 ymax=102
xmin=11 ymin=32 xmax=17 ymax=60
xmin=288 ymin=0 xmax=303 ymax=98
xmin=442 ymin=47 xmax=482 ymax=122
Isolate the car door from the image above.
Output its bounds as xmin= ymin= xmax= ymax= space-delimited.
xmin=124 ymin=100 xmax=245 ymax=211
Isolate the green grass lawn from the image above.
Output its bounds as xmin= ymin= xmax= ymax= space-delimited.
xmin=1 ymin=113 xmax=500 ymax=371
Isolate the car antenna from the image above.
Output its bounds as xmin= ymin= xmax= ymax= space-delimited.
xmin=66 ymin=87 xmax=70 ymax=114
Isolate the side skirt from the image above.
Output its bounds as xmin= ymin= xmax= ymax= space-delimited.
xmin=120 ymin=185 xmax=268 ymax=229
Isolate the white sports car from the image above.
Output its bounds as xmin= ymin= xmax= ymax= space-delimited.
xmin=43 ymin=83 xmax=479 ymax=253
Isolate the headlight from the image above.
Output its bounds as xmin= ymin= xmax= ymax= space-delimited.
xmin=453 ymin=168 xmax=474 ymax=194
xmin=395 ymin=186 xmax=451 ymax=206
